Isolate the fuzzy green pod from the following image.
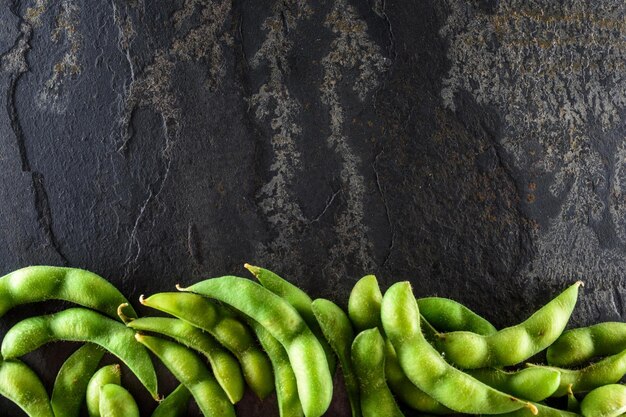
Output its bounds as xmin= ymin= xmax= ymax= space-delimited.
xmin=99 ymin=384 xmax=140 ymax=417
xmin=127 ymin=316 xmax=244 ymax=403
xmin=136 ymin=334 xmax=236 ymax=417
xmin=311 ymin=298 xmax=360 ymax=417
xmin=86 ymin=364 xmax=122 ymax=417
xmin=244 ymin=264 xmax=336 ymax=372
xmin=580 ymin=384 xmax=626 ymax=417
xmin=547 ymin=322 xmax=626 ymax=367
xmin=384 ymin=339 xmax=450 ymax=414
xmin=352 ymin=328 xmax=405 ymax=417
xmin=434 ymin=281 xmax=582 ymax=369
xmin=151 ymin=385 xmax=191 ymax=417
xmin=249 ymin=320 xmax=304 ymax=417
xmin=348 ymin=275 xmax=383 ymax=331
xmin=139 ymin=292 xmax=273 ymax=399
xmin=467 ymin=367 xmax=561 ymax=402
xmin=0 ymin=266 xmax=136 ymax=320
xmin=530 ymin=348 xmax=626 ymax=397
xmin=0 ymin=359 xmax=54 ymax=417
xmin=180 ymin=276 xmax=333 ymax=417
xmin=417 ymin=297 xmax=496 ymax=335
xmin=381 ymin=282 xmax=536 ymax=415
xmin=51 ymin=344 xmax=105 ymax=417
xmin=1 ymin=308 xmax=158 ymax=399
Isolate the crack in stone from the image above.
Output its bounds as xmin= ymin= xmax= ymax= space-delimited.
xmin=309 ymin=188 xmax=341 ymax=224
xmin=321 ymin=0 xmax=388 ymax=278
xmin=373 ymin=149 xmax=394 ymax=268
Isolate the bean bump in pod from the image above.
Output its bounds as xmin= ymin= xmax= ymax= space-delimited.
xmin=547 ymin=322 xmax=626 ymax=367
xmin=434 ymin=281 xmax=583 ymax=369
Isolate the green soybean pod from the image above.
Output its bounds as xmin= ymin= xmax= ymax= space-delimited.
xmin=580 ymin=384 xmax=626 ymax=417
xmin=99 ymin=384 xmax=140 ymax=417
xmin=139 ymin=292 xmax=273 ymax=399
xmin=126 ymin=316 xmax=244 ymax=403
xmin=311 ymin=298 xmax=360 ymax=417
xmin=384 ymin=340 xmax=451 ymax=414
xmin=51 ymin=343 xmax=105 ymax=417
xmin=417 ymin=297 xmax=497 ymax=335
xmin=352 ymin=328 xmax=404 ymax=417
xmin=0 ymin=359 xmax=54 ymax=417
xmin=135 ymin=334 xmax=236 ymax=417
xmin=179 ymin=276 xmax=333 ymax=417
xmin=434 ymin=281 xmax=583 ymax=369
xmin=529 ymin=348 xmax=626 ymax=397
xmin=381 ymin=282 xmax=536 ymax=415
xmin=1 ymin=308 xmax=158 ymax=399
xmin=547 ymin=322 xmax=626 ymax=367
xmin=244 ymin=264 xmax=336 ymax=373
xmin=86 ymin=364 xmax=122 ymax=417
xmin=348 ymin=275 xmax=383 ymax=331
xmin=152 ymin=385 xmax=191 ymax=417
xmin=467 ymin=367 xmax=561 ymax=402
xmin=248 ymin=320 xmax=303 ymax=417
xmin=0 ymin=266 xmax=137 ymax=320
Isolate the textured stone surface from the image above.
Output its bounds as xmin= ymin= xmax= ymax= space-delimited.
xmin=0 ymin=0 xmax=625 ymax=415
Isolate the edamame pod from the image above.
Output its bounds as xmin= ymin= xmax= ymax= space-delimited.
xmin=529 ymin=348 xmax=626 ymax=397
xmin=135 ymin=334 xmax=236 ymax=417
xmin=381 ymin=282 xmax=537 ymax=415
xmin=0 ymin=359 xmax=54 ymax=417
xmin=86 ymin=364 xmax=122 ymax=417
xmin=311 ymin=298 xmax=360 ymax=417
xmin=352 ymin=328 xmax=404 ymax=417
xmin=126 ymin=316 xmax=244 ymax=403
xmin=244 ymin=264 xmax=336 ymax=373
xmin=179 ymin=276 xmax=333 ymax=417
xmin=467 ymin=367 xmax=561 ymax=402
xmin=434 ymin=281 xmax=582 ymax=369
xmin=348 ymin=275 xmax=383 ymax=331
xmin=51 ymin=343 xmax=105 ymax=417
xmin=547 ymin=322 xmax=626 ymax=367
xmin=0 ymin=266 xmax=136 ymax=320
xmin=249 ymin=320 xmax=303 ymax=417
xmin=99 ymin=384 xmax=140 ymax=417
xmin=1 ymin=308 xmax=158 ymax=399
xmin=139 ymin=292 xmax=273 ymax=399
xmin=580 ymin=384 xmax=626 ymax=417
xmin=417 ymin=297 xmax=496 ymax=335
xmin=384 ymin=340 xmax=451 ymax=414
xmin=152 ymin=385 xmax=191 ymax=417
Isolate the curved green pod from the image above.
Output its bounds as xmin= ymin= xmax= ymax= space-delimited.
xmin=152 ymin=385 xmax=191 ymax=417
xmin=99 ymin=384 xmax=140 ymax=417
xmin=51 ymin=343 xmax=105 ymax=417
xmin=136 ymin=334 xmax=235 ymax=417
xmin=547 ymin=322 xmax=626 ymax=367
xmin=381 ymin=282 xmax=536 ymax=415
xmin=180 ymin=276 xmax=333 ymax=417
xmin=434 ymin=281 xmax=582 ymax=369
xmin=384 ymin=340 xmax=451 ymax=414
xmin=139 ymin=292 xmax=273 ymax=399
xmin=244 ymin=264 xmax=336 ymax=373
xmin=580 ymin=384 xmax=626 ymax=417
xmin=417 ymin=297 xmax=496 ymax=335
xmin=311 ymin=298 xmax=360 ymax=417
xmin=86 ymin=364 xmax=122 ymax=417
xmin=127 ymin=316 xmax=244 ymax=403
xmin=529 ymin=348 xmax=626 ymax=397
xmin=249 ymin=320 xmax=303 ymax=417
xmin=0 ymin=266 xmax=136 ymax=320
xmin=467 ymin=367 xmax=560 ymax=402
xmin=1 ymin=308 xmax=158 ymax=399
xmin=352 ymin=328 xmax=404 ymax=417
xmin=0 ymin=359 xmax=54 ymax=417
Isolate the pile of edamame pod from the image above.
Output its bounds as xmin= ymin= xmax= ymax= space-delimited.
xmin=1 ymin=266 xmax=625 ymax=417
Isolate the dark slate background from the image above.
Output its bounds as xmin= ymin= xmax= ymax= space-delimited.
xmin=1 ymin=0 xmax=625 ymax=415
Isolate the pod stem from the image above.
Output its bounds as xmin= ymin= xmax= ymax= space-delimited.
xmin=117 ymin=303 xmax=134 ymax=324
